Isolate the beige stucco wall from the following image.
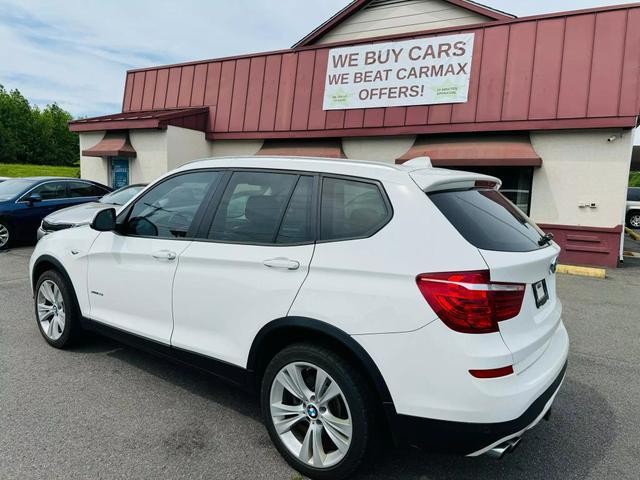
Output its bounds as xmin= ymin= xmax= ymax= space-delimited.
xmin=315 ymin=0 xmax=492 ymax=44
xmin=129 ymin=130 xmax=169 ymax=184
xmin=79 ymin=127 xmax=216 ymax=186
xmin=166 ymin=126 xmax=212 ymax=170
xmin=342 ymin=135 xmax=415 ymax=163
xmin=79 ymin=131 xmax=109 ymax=185
xmin=209 ymin=139 xmax=264 ymax=157
xmin=529 ymin=129 xmax=633 ymax=228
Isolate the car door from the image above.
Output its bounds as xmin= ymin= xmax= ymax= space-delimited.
xmin=171 ymin=170 xmax=317 ymax=366
xmin=14 ymin=181 xmax=70 ymax=239
xmin=86 ymin=170 xmax=223 ymax=343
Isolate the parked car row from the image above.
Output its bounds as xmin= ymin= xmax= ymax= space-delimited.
xmin=37 ymin=183 xmax=146 ymax=240
xmin=0 ymin=177 xmax=146 ymax=250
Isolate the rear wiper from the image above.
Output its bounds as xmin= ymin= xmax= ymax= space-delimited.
xmin=538 ymin=232 xmax=554 ymax=246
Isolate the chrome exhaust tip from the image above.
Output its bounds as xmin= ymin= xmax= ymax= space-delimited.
xmin=485 ymin=437 xmax=522 ymax=459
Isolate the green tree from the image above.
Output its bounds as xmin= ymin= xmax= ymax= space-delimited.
xmin=0 ymin=85 xmax=79 ymax=166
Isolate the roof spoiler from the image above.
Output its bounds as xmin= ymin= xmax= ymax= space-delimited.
xmin=399 ymin=156 xmax=433 ymax=171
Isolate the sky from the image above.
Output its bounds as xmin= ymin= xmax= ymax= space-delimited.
xmin=0 ymin=0 xmax=638 ymax=118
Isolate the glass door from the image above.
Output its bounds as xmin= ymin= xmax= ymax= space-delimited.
xmin=110 ymin=157 xmax=130 ymax=189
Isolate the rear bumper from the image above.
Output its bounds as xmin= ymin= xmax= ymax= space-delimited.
xmin=387 ymin=360 xmax=567 ymax=455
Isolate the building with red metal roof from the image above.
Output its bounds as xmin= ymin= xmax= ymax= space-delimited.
xmin=70 ymin=0 xmax=640 ymax=267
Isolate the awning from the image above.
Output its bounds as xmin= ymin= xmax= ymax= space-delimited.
xmin=397 ymin=135 xmax=542 ymax=167
xmin=69 ymin=107 xmax=208 ymax=133
xmin=256 ymin=138 xmax=345 ymax=158
xmin=82 ymin=131 xmax=136 ymax=158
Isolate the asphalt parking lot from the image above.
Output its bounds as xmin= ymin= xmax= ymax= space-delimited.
xmin=1 ymin=247 xmax=639 ymax=480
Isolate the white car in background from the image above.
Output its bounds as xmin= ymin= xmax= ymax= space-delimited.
xmin=0 ymin=177 xmax=9 ymax=183
xmin=37 ymin=184 xmax=146 ymax=240
xmin=29 ymin=156 xmax=568 ymax=479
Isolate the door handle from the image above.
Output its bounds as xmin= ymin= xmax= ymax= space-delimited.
xmin=263 ymin=257 xmax=300 ymax=270
xmin=152 ymin=250 xmax=177 ymax=261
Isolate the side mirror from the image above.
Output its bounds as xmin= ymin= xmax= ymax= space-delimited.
xmin=90 ymin=208 xmax=116 ymax=232
xmin=27 ymin=193 xmax=42 ymax=205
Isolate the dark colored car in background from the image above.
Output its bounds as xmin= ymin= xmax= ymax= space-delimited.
xmin=0 ymin=177 xmax=111 ymax=250
xmin=37 ymin=183 xmax=146 ymax=240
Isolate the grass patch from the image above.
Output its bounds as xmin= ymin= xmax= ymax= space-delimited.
xmin=0 ymin=163 xmax=80 ymax=178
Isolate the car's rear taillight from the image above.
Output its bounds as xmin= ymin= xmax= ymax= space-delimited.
xmin=416 ymin=270 xmax=525 ymax=334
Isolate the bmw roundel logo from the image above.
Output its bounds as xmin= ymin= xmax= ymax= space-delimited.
xmin=306 ymin=405 xmax=318 ymax=419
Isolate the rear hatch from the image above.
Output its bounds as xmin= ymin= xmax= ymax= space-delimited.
xmin=414 ymin=170 xmax=561 ymax=372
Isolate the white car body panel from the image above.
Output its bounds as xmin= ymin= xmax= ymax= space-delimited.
xmin=86 ymin=232 xmax=192 ymax=344
xmin=355 ymin=318 xmax=568 ymax=423
xmin=29 ymin=225 xmax=100 ymax=313
xmin=171 ymin=241 xmax=314 ymax=365
xmin=289 ymin=178 xmax=489 ymax=334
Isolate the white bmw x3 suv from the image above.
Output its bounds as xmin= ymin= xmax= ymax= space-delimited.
xmin=30 ymin=156 xmax=568 ymax=479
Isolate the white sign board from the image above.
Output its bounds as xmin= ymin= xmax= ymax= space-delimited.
xmin=322 ymin=33 xmax=474 ymax=110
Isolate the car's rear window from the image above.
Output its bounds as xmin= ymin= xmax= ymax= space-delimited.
xmin=428 ymin=188 xmax=546 ymax=252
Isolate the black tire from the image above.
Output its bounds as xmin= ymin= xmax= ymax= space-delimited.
xmin=0 ymin=220 xmax=12 ymax=250
xmin=627 ymin=211 xmax=640 ymax=229
xmin=261 ymin=343 xmax=379 ymax=480
xmin=34 ymin=269 xmax=83 ymax=348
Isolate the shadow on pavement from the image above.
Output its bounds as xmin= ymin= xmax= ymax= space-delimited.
xmin=71 ymin=333 xmax=261 ymax=420
xmin=70 ymin=333 xmax=616 ymax=480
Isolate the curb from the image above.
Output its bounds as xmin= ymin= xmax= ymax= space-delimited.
xmin=626 ymin=227 xmax=640 ymax=241
xmin=556 ymin=264 xmax=606 ymax=279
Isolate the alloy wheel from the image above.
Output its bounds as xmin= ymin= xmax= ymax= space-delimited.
xmin=0 ymin=224 xmax=9 ymax=248
xmin=37 ymin=280 xmax=66 ymax=341
xmin=270 ymin=362 xmax=353 ymax=469
xmin=630 ymin=214 xmax=640 ymax=229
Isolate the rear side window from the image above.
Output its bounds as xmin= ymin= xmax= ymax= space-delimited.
xmin=67 ymin=181 xmax=109 ymax=198
xmin=320 ymin=177 xmax=390 ymax=241
xmin=276 ymin=176 xmax=314 ymax=244
xmin=628 ymin=188 xmax=640 ymax=201
xmin=429 ymin=189 xmax=545 ymax=252
xmin=209 ymin=171 xmax=299 ymax=244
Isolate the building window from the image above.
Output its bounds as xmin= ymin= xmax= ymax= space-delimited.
xmin=109 ymin=157 xmax=130 ymax=189
xmin=448 ymin=166 xmax=533 ymax=215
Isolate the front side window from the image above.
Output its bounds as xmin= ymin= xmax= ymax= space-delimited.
xmin=67 ymin=181 xmax=110 ymax=198
xmin=320 ymin=177 xmax=389 ymax=241
xmin=209 ymin=171 xmax=300 ymax=244
xmin=30 ymin=182 xmax=68 ymax=200
xmin=123 ymin=171 xmax=219 ymax=239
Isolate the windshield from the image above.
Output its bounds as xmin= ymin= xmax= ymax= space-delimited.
xmin=100 ymin=185 xmax=145 ymax=205
xmin=429 ymin=188 xmax=547 ymax=252
xmin=0 ymin=179 xmax=36 ymax=201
